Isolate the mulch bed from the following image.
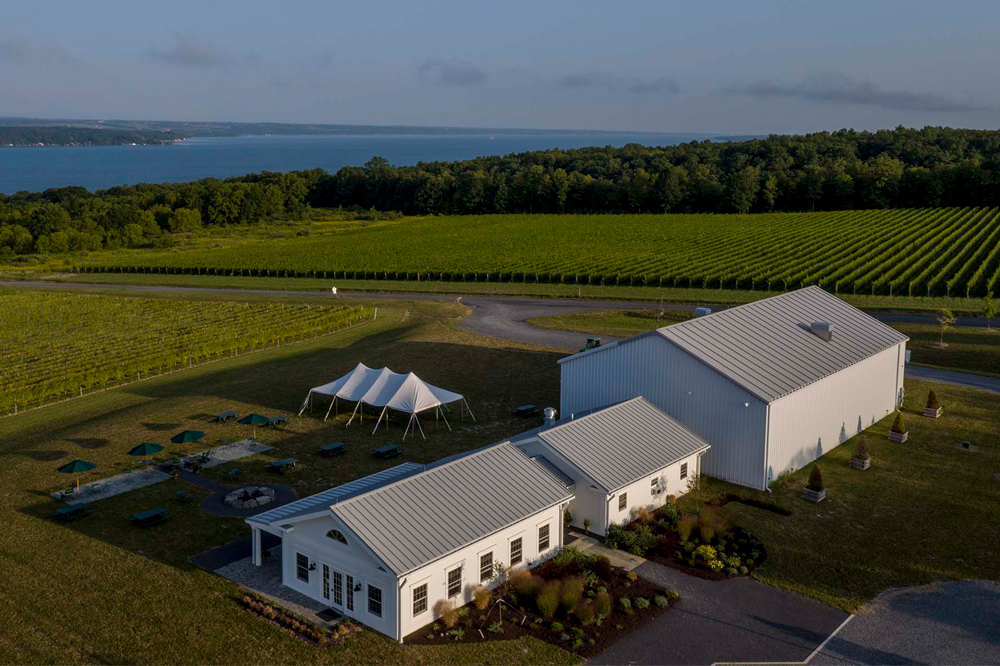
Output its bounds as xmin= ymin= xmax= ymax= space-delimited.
xmin=404 ymin=565 xmax=678 ymax=658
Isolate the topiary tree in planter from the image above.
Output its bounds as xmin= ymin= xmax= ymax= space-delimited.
xmin=802 ymin=465 xmax=826 ymax=502
xmin=923 ymin=390 xmax=943 ymax=418
xmin=888 ymin=411 xmax=908 ymax=443
xmin=850 ymin=436 xmax=871 ymax=470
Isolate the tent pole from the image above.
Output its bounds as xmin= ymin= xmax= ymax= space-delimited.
xmin=324 ymin=397 xmax=336 ymax=422
xmin=414 ymin=414 xmax=426 ymax=440
xmin=372 ymin=406 xmax=389 ymax=435
xmin=298 ymin=393 xmax=310 ymax=416
xmin=463 ymin=398 xmax=477 ymax=422
xmin=403 ymin=415 xmax=413 ymax=441
xmin=347 ymin=401 xmax=361 ymax=426
xmin=439 ymin=406 xmax=452 ymax=431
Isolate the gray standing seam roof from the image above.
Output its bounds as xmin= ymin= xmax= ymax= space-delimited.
xmin=656 ymin=286 xmax=909 ymax=403
xmin=331 ymin=442 xmax=573 ymax=576
xmin=537 ymin=397 xmax=710 ymax=494
xmin=247 ymin=462 xmax=425 ymax=525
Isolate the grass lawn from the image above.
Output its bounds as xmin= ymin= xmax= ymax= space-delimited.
xmin=676 ymin=378 xmax=1000 ymax=612
xmin=530 ymin=310 xmax=1000 ymax=377
xmin=0 ymin=299 xmax=580 ymax=665
xmin=22 ymin=271 xmax=993 ymax=314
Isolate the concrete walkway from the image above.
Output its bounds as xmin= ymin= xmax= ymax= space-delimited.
xmin=569 ymin=532 xmax=646 ymax=572
xmin=55 ymin=467 xmax=172 ymax=505
xmin=591 ymin=560 xmax=850 ymax=666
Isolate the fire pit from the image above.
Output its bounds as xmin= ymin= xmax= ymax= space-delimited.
xmin=224 ymin=486 xmax=276 ymax=510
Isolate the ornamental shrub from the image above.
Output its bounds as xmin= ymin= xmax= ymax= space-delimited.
xmin=550 ymin=622 xmax=564 ymax=633
xmin=890 ymin=411 xmax=907 ymax=434
xmin=926 ymin=390 xmax=940 ymax=410
xmin=634 ymin=597 xmax=650 ymax=609
xmin=536 ymin=581 xmax=561 ymax=618
xmin=654 ymin=595 xmax=669 ymax=607
xmin=595 ymin=590 xmax=612 ymax=618
xmin=726 ymin=555 xmax=741 ymax=568
xmin=807 ymin=465 xmax=825 ymax=492
xmin=676 ymin=514 xmax=698 ymax=542
xmin=604 ymin=523 xmax=626 ymax=549
xmin=472 ymin=585 xmax=491 ymax=610
xmin=560 ymin=577 xmax=585 ymax=615
xmin=434 ymin=599 xmax=458 ymax=628
xmin=575 ymin=600 xmax=596 ymax=625
xmin=693 ymin=544 xmax=717 ymax=561
xmin=591 ymin=555 xmax=613 ymax=581
xmin=708 ymin=559 xmax=724 ymax=572
xmin=655 ymin=503 xmax=680 ymax=526
xmin=855 ymin=436 xmax=871 ymax=461
xmin=511 ymin=569 xmax=541 ymax=598
xmin=628 ymin=525 xmax=657 ymax=556
xmin=618 ymin=597 xmax=631 ymax=610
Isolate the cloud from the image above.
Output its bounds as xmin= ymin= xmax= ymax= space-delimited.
xmin=146 ymin=37 xmax=243 ymax=68
xmin=0 ymin=35 xmax=77 ymax=65
xmin=418 ymin=59 xmax=487 ymax=86
xmin=731 ymin=72 xmax=987 ymax=113
xmin=555 ymin=72 xmax=679 ymax=95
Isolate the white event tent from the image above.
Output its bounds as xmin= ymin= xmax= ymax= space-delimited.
xmin=298 ymin=363 xmax=475 ymax=440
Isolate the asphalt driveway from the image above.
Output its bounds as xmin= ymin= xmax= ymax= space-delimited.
xmin=591 ymin=560 xmax=850 ymax=666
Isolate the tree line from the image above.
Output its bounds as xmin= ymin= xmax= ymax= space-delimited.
xmin=0 ymin=127 xmax=178 ymax=147
xmin=3 ymin=126 xmax=1000 ymax=261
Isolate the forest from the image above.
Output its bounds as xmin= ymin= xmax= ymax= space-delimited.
xmin=0 ymin=126 xmax=178 ymax=147
xmin=3 ymin=126 xmax=1000 ymax=260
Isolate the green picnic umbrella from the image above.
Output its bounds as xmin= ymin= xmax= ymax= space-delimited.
xmin=171 ymin=429 xmax=205 ymax=456
xmin=57 ymin=459 xmax=96 ymax=492
xmin=128 ymin=442 xmax=164 ymax=457
xmin=237 ymin=413 xmax=270 ymax=439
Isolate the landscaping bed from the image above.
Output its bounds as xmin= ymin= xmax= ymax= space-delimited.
xmin=405 ymin=548 xmax=679 ymax=658
xmin=238 ymin=593 xmax=361 ymax=647
xmin=605 ymin=504 xmax=768 ymax=580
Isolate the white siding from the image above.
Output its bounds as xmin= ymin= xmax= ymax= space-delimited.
xmin=765 ymin=343 xmax=905 ymax=482
xmin=607 ymin=451 xmax=703 ymax=529
xmin=560 ymin=335 xmax=768 ymax=489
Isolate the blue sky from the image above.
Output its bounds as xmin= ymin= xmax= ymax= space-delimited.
xmin=2 ymin=0 xmax=997 ymax=133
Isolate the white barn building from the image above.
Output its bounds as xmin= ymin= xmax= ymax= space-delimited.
xmin=558 ymin=286 xmax=908 ymax=490
xmin=246 ymin=442 xmax=572 ymax=642
xmin=514 ymin=397 xmax=710 ymax=536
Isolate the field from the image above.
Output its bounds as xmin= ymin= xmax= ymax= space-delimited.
xmin=76 ymin=208 xmax=1000 ymax=297
xmin=0 ymin=296 xmax=581 ymax=665
xmin=0 ymin=289 xmax=372 ymax=414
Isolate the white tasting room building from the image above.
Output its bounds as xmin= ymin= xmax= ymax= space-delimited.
xmin=558 ymin=286 xmax=908 ymax=490
xmin=514 ymin=397 xmax=710 ymax=536
xmin=246 ymin=442 xmax=573 ymax=642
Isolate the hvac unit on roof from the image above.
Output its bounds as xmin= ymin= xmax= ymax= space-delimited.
xmin=810 ymin=321 xmax=834 ymax=341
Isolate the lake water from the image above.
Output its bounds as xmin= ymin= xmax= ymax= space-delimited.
xmin=0 ymin=132 xmax=717 ymax=194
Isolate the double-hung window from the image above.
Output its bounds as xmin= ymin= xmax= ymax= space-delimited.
xmin=296 ymin=553 xmax=309 ymax=582
xmin=368 ymin=585 xmax=382 ymax=617
xmin=447 ymin=567 xmax=462 ymax=598
xmin=618 ymin=493 xmax=628 ymax=511
xmin=538 ymin=524 xmax=550 ymax=552
xmin=480 ymin=552 xmax=493 ymax=582
xmin=510 ymin=537 xmax=523 ymax=566
xmin=413 ymin=583 xmax=428 ymax=616
xmin=680 ymin=462 xmax=688 ymax=480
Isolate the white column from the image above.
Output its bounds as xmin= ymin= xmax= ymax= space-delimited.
xmin=252 ymin=527 xmax=262 ymax=566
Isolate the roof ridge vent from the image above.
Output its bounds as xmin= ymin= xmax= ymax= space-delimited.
xmin=810 ymin=321 xmax=833 ymax=342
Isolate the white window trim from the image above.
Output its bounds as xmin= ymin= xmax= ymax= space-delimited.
xmin=618 ymin=492 xmax=628 ymax=511
xmin=294 ymin=551 xmax=311 ymax=583
xmin=478 ymin=549 xmax=495 ymax=583
xmin=680 ymin=462 xmax=689 ymax=480
xmin=411 ymin=579 xmax=430 ymax=618
xmin=536 ymin=521 xmax=552 ymax=552
xmin=508 ymin=532 xmax=525 ymax=566
xmin=445 ymin=562 xmax=464 ymax=598
xmin=367 ymin=583 xmax=383 ymax=618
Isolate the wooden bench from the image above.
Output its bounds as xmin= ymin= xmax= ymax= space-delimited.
xmin=269 ymin=458 xmax=298 ymax=474
xmin=372 ymin=445 xmax=400 ymax=459
xmin=130 ymin=507 xmax=170 ymax=528
xmin=318 ymin=442 xmax=346 ymax=457
xmin=53 ymin=504 xmax=91 ymax=522
xmin=512 ymin=404 xmax=539 ymax=418
xmin=211 ymin=410 xmax=238 ymax=423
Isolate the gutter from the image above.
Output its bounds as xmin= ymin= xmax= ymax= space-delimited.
xmin=396 ymin=576 xmax=406 ymax=643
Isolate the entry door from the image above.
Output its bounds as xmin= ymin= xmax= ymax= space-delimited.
xmin=322 ymin=564 xmax=346 ymax=611
xmin=344 ymin=574 xmax=356 ymax=617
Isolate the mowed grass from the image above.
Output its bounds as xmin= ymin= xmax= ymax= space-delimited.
xmin=530 ymin=310 xmax=1000 ymax=377
xmin=0 ymin=299 xmax=579 ymax=665
xmin=677 ymin=379 xmax=1000 ymax=612
xmin=33 ymin=271 xmax=993 ymax=314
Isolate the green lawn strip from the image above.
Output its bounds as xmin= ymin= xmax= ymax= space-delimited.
xmin=528 ymin=310 xmax=684 ymax=339
xmin=0 ymin=306 xmax=575 ymax=664
xmin=676 ymin=378 xmax=1000 ymax=612
xmin=30 ymin=272 xmax=990 ymax=314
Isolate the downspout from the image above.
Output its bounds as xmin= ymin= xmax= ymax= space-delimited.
xmin=396 ymin=577 xmax=406 ymax=643
xmin=762 ymin=402 xmax=772 ymax=493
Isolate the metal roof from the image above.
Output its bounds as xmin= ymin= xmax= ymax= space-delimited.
xmin=247 ymin=462 xmax=425 ymax=526
xmin=530 ymin=455 xmax=576 ymax=488
xmin=655 ymin=286 xmax=908 ymax=403
xmin=537 ymin=397 xmax=711 ymax=493
xmin=331 ymin=442 xmax=573 ymax=575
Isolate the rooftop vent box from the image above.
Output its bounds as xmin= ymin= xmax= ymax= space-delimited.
xmin=694 ymin=307 xmax=712 ymax=318
xmin=811 ymin=321 xmax=833 ymax=342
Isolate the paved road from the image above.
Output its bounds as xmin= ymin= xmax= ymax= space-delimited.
xmin=7 ymin=280 xmax=1000 ymax=393
xmin=591 ymin=560 xmax=850 ymax=666
xmin=812 ymin=580 xmax=1000 ymax=666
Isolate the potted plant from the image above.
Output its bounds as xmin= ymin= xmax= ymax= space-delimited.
xmin=850 ymin=436 xmax=871 ymax=470
xmin=888 ymin=411 xmax=908 ymax=443
xmin=583 ymin=518 xmax=591 ymax=533
xmin=802 ymin=465 xmax=826 ymax=502
xmin=923 ymin=390 xmax=942 ymax=418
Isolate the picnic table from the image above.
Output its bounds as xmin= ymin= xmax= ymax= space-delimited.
xmin=269 ymin=458 xmax=298 ymax=474
xmin=512 ymin=404 xmax=539 ymax=417
xmin=318 ymin=442 xmax=346 ymax=457
xmin=372 ymin=444 xmax=400 ymax=459
xmin=211 ymin=410 xmax=238 ymax=423
xmin=53 ymin=504 xmax=91 ymax=522
xmin=130 ymin=507 xmax=170 ymax=528
xmin=266 ymin=415 xmax=289 ymax=428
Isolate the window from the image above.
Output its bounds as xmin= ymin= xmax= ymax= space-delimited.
xmin=618 ymin=493 xmax=628 ymax=511
xmin=413 ymin=583 xmax=428 ymax=616
xmin=538 ymin=524 xmax=550 ymax=552
xmin=322 ymin=564 xmax=330 ymax=599
xmin=510 ymin=537 xmax=523 ymax=566
xmin=480 ymin=552 xmax=493 ymax=582
xmin=333 ymin=571 xmax=343 ymax=606
xmin=447 ymin=567 xmax=462 ymax=598
xmin=368 ymin=585 xmax=382 ymax=617
xmin=326 ymin=529 xmax=348 ymax=545
xmin=651 ymin=477 xmax=660 ymax=494
xmin=346 ymin=575 xmax=354 ymax=611
xmin=296 ymin=553 xmax=309 ymax=582
xmin=680 ymin=463 xmax=688 ymax=480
